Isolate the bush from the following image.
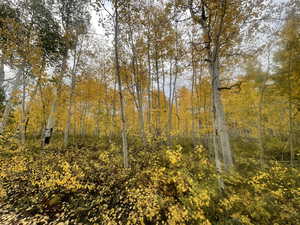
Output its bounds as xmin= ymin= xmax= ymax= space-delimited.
xmin=0 ymin=136 xmax=299 ymax=224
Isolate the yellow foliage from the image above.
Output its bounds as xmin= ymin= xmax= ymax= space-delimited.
xmin=32 ymin=161 xmax=94 ymax=191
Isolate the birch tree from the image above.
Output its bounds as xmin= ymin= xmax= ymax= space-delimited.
xmin=113 ymin=0 xmax=129 ymax=168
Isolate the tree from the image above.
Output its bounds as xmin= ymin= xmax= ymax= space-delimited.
xmin=0 ymin=59 xmax=4 ymax=108
xmin=185 ymin=0 xmax=278 ymax=191
xmin=43 ymin=0 xmax=91 ymax=146
xmin=273 ymin=4 xmax=300 ymax=165
xmin=119 ymin=0 xmax=147 ymax=141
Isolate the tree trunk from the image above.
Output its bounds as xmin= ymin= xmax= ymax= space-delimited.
xmin=188 ymin=0 xmax=234 ymax=174
xmin=64 ymin=39 xmax=82 ymax=147
xmin=133 ymin=57 xmax=145 ymax=141
xmin=114 ymin=2 xmax=129 ymax=168
xmin=20 ymin=68 xmax=26 ymax=145
xmin=64 ymin=72 xmax=75 ymax=147
xmin=0 ymin=59 xmax=4 ymax=89
xmin=258 ymin=93 xmax=265 ymax=164
xmin=23 ymin=80 xmax=40 ymax=138
xmin=209 ymin=58 xmax=233 ymax=170
xmin=258 ymin=50 xmax=270 ymax=165
xmin=167 ymin=59 xmax=173 ymax=145
xmin=212 ymin=112 xmax=225 ymax=191
xmin=112 ymin=77 xmax=117 ymax=136
xmin=191 ymin=47 xmax=196 ymax=143
xmin=154 ymin=44 xmax=161 ymax=135
xmin=168 ymin=22 xmax=179 ymax=145
xmin=287 ymin=49 xmax=294 ymax=166
xmin=43 ymin=52 xmax=68 ymax=146
xmin=0 ymin=66 xmax=24 ymax=134
xmin=146 ymin=32 xmax=152 ymax=133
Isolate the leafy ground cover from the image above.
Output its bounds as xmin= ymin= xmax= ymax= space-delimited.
xmin=0 ymin=134 xmax=299 ymax=225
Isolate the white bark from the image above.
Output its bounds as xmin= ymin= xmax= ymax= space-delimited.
xmin=258 ymin=50 xmax=270 ymax=165
xmin=63 ymin=75 xmax=75 ymax=147
xmin=0 ymin=66 xmax=24 ymax=134
xmin=20 ymin=69 xmax=26 ymax=144
xmin=210 ymin=58 xmax=234 ymax=170
xmin=64 ymin=39 xmax=82 ymax=147
xmin=0 ymin=59 xmax=4 ymax=89
xmin=167 ymin=21 xmax=179 ymax=145
xmin=287 ymin=48 xmax=294 ymax=166
xmin=190 ymin=32 xmax=196 ymax=142
xmin=146 ymin=34 xmax=152 ymax=132
xmin=189 ymin=0 xmax=234 ymax=172
xmin=43 ymin=87 xmax=58 ymax=145
xmin=43 ymin=53 xmax=68 ymax=146
xmin=114 ymin=2 xmax=129 ymax=168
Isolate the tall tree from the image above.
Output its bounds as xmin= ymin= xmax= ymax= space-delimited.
xmin=274 ymin=5 xmax=300 ymax=165
xmin=187 ymin=0 xmax=273 ymax=172
xmin=43 ymin=0 xmax=90 ymax=145
xmin=113 ymin=0 xmax=129 ymax=168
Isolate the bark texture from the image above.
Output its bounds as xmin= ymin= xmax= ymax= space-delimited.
xmin=114 ymin=2 xmax=129 ymax=168
xmin=0 ymin=66 xmax=24 ymax=134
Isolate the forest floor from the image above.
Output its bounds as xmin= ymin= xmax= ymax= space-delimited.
xmin=0 ymin=135 xmax=299 ymax=225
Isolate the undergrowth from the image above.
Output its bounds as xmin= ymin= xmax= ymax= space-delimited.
xmin=0 ymin=134 xmax=299 ymax=225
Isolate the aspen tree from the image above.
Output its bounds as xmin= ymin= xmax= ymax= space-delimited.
xmin=113 ymin=0 xmax=129 ymax=168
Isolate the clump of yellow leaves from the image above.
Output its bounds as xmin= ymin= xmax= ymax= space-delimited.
xmin=0 ymin=155 xmax=27 ymax=179
xmin=32 ymin=161 xmax=94 ymax=191
xmin=0 ymin=185 xmax=6 ymax=198
xmin=215 ymin=161 xmax=300 ymax=225
xmin=165 ymin=145 xmax=183 ymax=165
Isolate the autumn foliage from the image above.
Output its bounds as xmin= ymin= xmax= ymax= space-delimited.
xmin=0 ymin=0 xmax=300 ymax=224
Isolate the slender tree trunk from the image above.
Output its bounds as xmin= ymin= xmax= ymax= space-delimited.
xmin=146 ymin=32 xmax=152 ymax=133
xmin=154 ymin=44 xmax=161 ymax=135
xmin=23 ymin=79 xmax=40 ymax=137
xmin=43 ymin=87 xmax=58 ymax=145
xmin=133 ymin=57 xmax=145 ymax=141
xmin=112 ymin=77 xmax=117 ymax=136
xmin=0 ymin=66 xmax=24 ymax=134
xmin=258 ymin=50 xmax=270 ymax=165
xmin=80 ymin=102 xmax=88 ymax=137
xmin=38 ymin=81 xmax=47 ymax=139
xmin=0 ymin=59 xmax=4 ymax=89
xmin=287 ymin=49 xmax=294 ymax=166
xmin=191 ymin=48 xmax=196 ymax=143
xmin=175 ymin=94 xmax=180 ymax=134
xmin=167 ymin=59 xmax=173 ymax=144
xmin=127 ymin=18 xmax=145 ymax=141
xmin=64 ymin=72 xmax=76 ymax=147
xmin=168 ymin=22 xmax=179 ymax=145
xmin=137 ymin=59 xmax=145 ymax=142
xmin=95 ymin=99 xmax=101 ymax=137
xmin=64 ymin=40 xmax=82 ymax=147
xmin=43 ymin=52 xmax=68 ymax=146
xmin=258 ymin=98 xmax=265 ymax=164
xmin=195 ymin=68 xmax=202 ymax=132
xmin=162 ymin=60 xmax=166 ymax=106
xmin=114 ymin=2 xmax=129 ymax=168
xmin=20 ymin=69 xmax=26 ymax=144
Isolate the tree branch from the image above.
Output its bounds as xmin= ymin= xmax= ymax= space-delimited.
xmin=218 ymin=81 xmax=243 ymax=91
